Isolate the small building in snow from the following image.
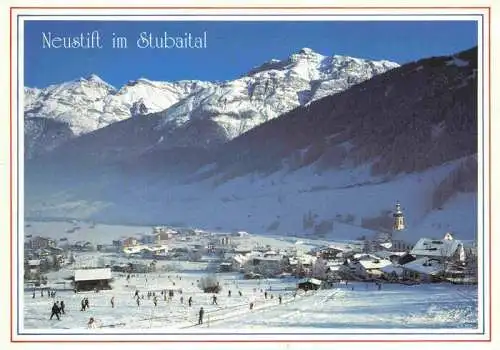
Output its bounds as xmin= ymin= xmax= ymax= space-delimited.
xmin=401 ymin=257 xmax=444 ymax=282
xmin=73 ymin=268 xmax=112 ymax=292
xmin=297 ymin=278 xmax=322 ymax=291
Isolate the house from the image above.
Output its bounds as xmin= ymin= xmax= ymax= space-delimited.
xmin=123 ymin=237 xmax=138 ymax=247
xmin=357 ymin=257 xmax=393 ymax=279
xmin=218 ymin=262 xmax=233 ymax=272
xmin=25 ymin=259 xmax=41 ymax=279
xmin=317 ymin=247 xmax=343 ymax=260
xmin=156 ymin=232 xmax=173 ymax=244
xmin=401 ymin=257 xmax=444 ymax=282
xmin=141 ymin=233 xmax=158 ymax=244
xmin=297 ymin=278 xmax=322 ymax=291
xmin=73 ymin=268 xmax=112 ymax=292
xmin=232 ymin=254 xmax=247 ymax=271
xmin=410 ymin=237 xmax=463 ymax=261
xmin=29 ymin=236 xmax=56 ymax=250
xmin=245 ymin=255 xmax=286 ymax=276
xmin=381 ymin=264 xmax=404 ymax=280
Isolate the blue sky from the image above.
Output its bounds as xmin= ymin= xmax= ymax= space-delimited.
xmin=24 ymin=20 xmax=478 ymax=88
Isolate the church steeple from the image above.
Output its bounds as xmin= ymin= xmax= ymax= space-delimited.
xmin=393 ymin=201 xmax=405 ymax=231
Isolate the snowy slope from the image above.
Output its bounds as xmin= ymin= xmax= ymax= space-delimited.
xmin=23 ymin=264 xmax=477 ymax=331
xmin=25 ymin=156 xmax=478 ymax=243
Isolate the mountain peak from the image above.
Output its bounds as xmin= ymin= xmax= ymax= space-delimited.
xmin=81 ymin=74 xmax=114 ymax=89
xmin=297 ymin=47 xmax=316 ymax=55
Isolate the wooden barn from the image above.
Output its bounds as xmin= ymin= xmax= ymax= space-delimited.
xmin=297 ymin=278 xmax=322 ymax=291
xmin=73 ymin=268 xmax=112 ymax=292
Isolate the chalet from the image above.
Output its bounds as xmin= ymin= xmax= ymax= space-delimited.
xmin=357 ymin=258 xmax=392 ymax=279
xmin=317 ymin=247 xmax=343 ymax=260
xmin=73 ymin=268 xmax=112 ymax=292
xmin=72 ymin=241 xmax=94 ymax=251
xmin=232 ymin=254 xmax=246 ymax=271
xmin=297 ymin=278 xmax=322 ymax=291
xmin=401 ymin=257 xmax=445 ymax=282
xmin=218 ymin=262 xmax=233 ymax=272
xmin=410 ymin=237 xmax=464 ymax=261
xmin=123 ymin=237 xmax=138 ymax=247
xmin=156 ymin=232 xmax=173 ymax=244
xmin=245 ymin=255 xmax=286 ymax=276
xmin=141 ymin=233 xmax=158 ymax=244
xmin=381 ymin=264 xmax=404 ymax=280
xmin=29 ymin=236 xmax=56 ymax=250
xmin=25 ymin=259 xmax=41 ymax=279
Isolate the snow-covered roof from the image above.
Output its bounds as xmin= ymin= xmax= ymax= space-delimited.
xmin=74 ymin=268 xmax=112 ymax=282
xmin=27 ymin=259 xmax=41 ymax=266
xmin=358 ymin=258 xmax=392 ymax=270
xmin=298 ymin=278 xmax=322 ymax=285
xmin=372 ymin=251 xmax=406 ymax=260
xmin=410 ymin=238 xmax=461 ymax=258
xmin=353 ymin=253 xmax=380 ymax=261
xmin=253 ymin=256 xmax=282 ymax=262
xmin=402 ymin=258 xmax=444 ymax=276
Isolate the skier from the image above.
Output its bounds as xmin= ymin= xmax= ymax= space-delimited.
xmin=32 ymin=291 xmax=35 ymax=299
xmin=87 ymin=317 xmax=96 ymax=329
xmin=134 ymin=290 xmax=139 ymax=298
xmin=180 ymin=296 xmax=184 ymax=304
xmin=111 ymin=296 xmax=115 ymax=308
xmin=249 ymin=302 xmax=254 ymax=310
xmin=238 ymin=291 xmax=242 ymax=297
xmin=84 ymin=297 xmax=90 ymax=309
xmin=153 ymin=296 xmax=158 ymax=307
xmin=60 ymin=300 xmax=66 ymax=314
xmin=264 ymin=291 xmax=268 ymax=299
xmin=212 ymin=295 xmax=218 ymax=305
xmin=80 ymin=298 xmax=86 ymax=311
xmin=228 ymin=290 xmax=231 ymax=297
xmin=278 ymin=295 xmax=282 ymax=304
xmin=198 ymin=307 xmax=204 ymax=325
xmin=50 ymin=302 xmax=60 ymax=320
xmin=188 ymin=296 xmax=193 ymax=307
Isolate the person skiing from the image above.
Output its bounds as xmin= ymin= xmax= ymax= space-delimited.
xmin=81 ymin=298 xmax=86 ymax=311
xmin=198 ymin=307 xmax=204 ymax=325
xmin=60 ymin=300 xmax=66 ymax=314
xmin=84 ymin=297 xmax=90 ymax=309
xmin=212 ymin=295 xmax=218 ymax=305
xmin=264 ymin=291 xmax=268 ymax=299
xmin=87 ymin=317 xmax=96 ymax=329
xmin=228 ymin=290 xmax=231 ymax=297
xmin=111 ymin=296 xmax=115 ymax=308
xmin=238 ymin=290 xmax=242 ymax=297
xmin=249 ymin=302 xmax=254 ymax=310
xmin=188 ymin=296 xmax=193 ymax=307
xmin=50 ymin=302 xmax=60 ymax=320
xmin=278 ymin=295 xmax=282 ymax=304
xmin=180 ymin=296 xmax=184 ymax=304
xmin=153 ymin=296 xmax=158 ymax=307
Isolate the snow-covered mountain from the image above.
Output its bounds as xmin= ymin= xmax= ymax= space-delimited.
xmin=25 ymin=47 xmax=478 ymax=243
xmin=24 ymin=48 xmax=398 ymax=158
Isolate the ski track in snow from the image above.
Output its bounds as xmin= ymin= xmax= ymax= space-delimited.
xmin=23 ymin=271 xmax=478 ymax=331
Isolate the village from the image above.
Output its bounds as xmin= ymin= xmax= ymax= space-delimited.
xmin=22 ymin=202 xmax=478 ymax=329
